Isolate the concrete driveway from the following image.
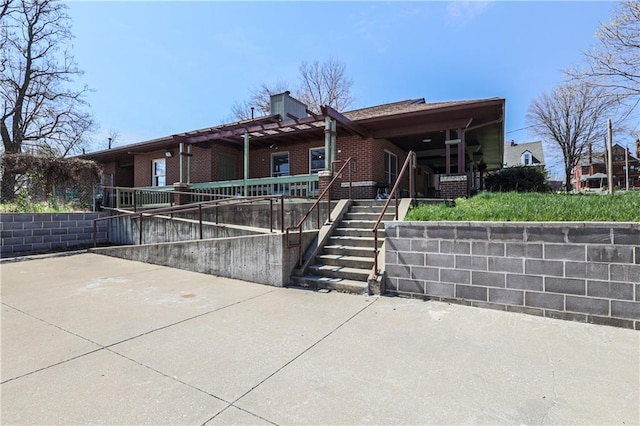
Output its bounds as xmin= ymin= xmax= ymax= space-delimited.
xmin=1 ymin=253 xmax=638 ymax=425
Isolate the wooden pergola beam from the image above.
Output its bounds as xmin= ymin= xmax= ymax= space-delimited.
xmin=321 ymin=105 xmax=370 ymax=138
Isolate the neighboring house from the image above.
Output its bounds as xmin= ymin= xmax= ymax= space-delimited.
xmin=81 ymin=92 xmax=505 ymax=203
xmin=573 ymin=142 xmax=640 ymax=191
xmin=503 ymin=140 xmax=545 ymax=168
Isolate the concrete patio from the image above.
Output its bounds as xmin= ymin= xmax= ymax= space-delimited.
xmin=1 ymin=253 xmax=638 ymax=425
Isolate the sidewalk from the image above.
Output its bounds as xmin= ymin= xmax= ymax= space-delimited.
xmin=1 ymin=253 xmax=638 ymax=425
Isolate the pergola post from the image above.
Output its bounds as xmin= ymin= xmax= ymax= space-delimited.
xmin=445 ymin=129 xmax=451 ymax=175
xmin=243 ymin=132 xmax=250 ymax=196
xmin=458 ymin=128 xmax=465 ymax=173
xmin=324 ymin=117 xmax=332 ymax=171
xmin=330 ymin=119 xmax=337 ymax=166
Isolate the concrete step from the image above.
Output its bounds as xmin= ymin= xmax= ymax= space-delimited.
xmin=327 ymin=235 xmax=383 ymax=248
xmin=322 ymin=244 xmax=376 ymax=258
xmin=333 ymin=227 xmax=386 ymax=238
xmin=290 ymin=275 xmax=368 ymax=294
xmin=344 ymin=212 xmax=397 ymax=221
xmin=315 ymin=254 xmax=374 ymax=269
xmin=339 ymin=219 xmax=385 ymax=229
xmin=308 ymin=264 xmax=371 ymax=282
xmin=349 ymin=205 xmax=395 ymax=214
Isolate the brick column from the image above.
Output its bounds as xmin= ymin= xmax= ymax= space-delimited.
xmin=318 ymin=170 xmax=333 ymax=200
xmin=173 ymin=183 xmax=190 ymax=205
xmin=439 ymin=174 xmax=468 ymax=199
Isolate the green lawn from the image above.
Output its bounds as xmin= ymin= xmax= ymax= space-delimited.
xmin=405 ymin=192 xmax=640 ymax=222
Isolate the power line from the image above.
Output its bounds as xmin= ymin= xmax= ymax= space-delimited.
xmin=505 ymin=125 xmax=534 ymax=135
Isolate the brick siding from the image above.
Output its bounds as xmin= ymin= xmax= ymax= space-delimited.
xmin=385 ymin=221 xmax=640 ymax=330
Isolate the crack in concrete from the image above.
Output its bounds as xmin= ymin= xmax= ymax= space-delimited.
xmin=201 ymin=296 xmax=380 ymax=426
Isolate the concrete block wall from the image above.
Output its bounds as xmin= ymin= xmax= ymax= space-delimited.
xmin=385 ymin=221 xmax=640 ymax=330
xmin=1 ymin=213 xmax=108 ymax=258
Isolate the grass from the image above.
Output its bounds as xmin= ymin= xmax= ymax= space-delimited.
xmin=405 ymin=191 xmax=640 ymax=222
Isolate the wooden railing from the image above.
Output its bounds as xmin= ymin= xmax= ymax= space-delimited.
xmin=100 ymin=174 xmax=320 ymax=211
xmin=372 ymin=151 xmax=416 ymax=274
xmin=285 ymin=158 xmax=356 ymax=267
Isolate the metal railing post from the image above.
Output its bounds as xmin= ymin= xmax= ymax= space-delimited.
xmin=139 ymin=212 xmax=143 ymax=245
xmin=198 ymin=204 xmax=203 ymax=240
xmin=280 ymin=194 xmax=285 ymax=233
xmin=270 ymin=198 xmax=273 ymax=232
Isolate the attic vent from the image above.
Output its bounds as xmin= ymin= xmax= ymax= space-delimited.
xmin=270 ymin=91 xmax=309 ymax=121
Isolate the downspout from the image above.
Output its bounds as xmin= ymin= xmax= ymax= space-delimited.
xmin=244 ymin=131 xmax=250 ymax=196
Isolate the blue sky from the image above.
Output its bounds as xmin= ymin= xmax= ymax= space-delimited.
xmin=67 ymin=1 xmax=619 ymax=161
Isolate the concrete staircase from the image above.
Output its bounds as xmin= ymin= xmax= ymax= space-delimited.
xmin=292 ymin=200 xmax=397 ymax=294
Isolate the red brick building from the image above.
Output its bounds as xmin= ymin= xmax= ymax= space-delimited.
xmin=573 ymin=142 xmax=640 ymax=191
xmin=82 ymin=93 xmax=505 ymax=201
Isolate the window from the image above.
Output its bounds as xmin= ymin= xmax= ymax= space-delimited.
xmin=309 ymin=147 xmax=325 ymax=173
xmin=521 ymin=151 xmax=532 ymax=165
xmin=582 ymin=166 xmax=589 ymax=174
xmin=152 ymin=159 xmax=166 ymax=186
xmin=384 ymin=151 xmax=398 ymax=186
xmin=271 ymin=152 xmax=289 ymax=177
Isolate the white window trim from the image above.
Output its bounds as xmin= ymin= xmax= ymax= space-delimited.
xmin=271 ymin=151 xmax=290 ymax=177
xmin=521 ymin=151 xmax=532 ymax=166
xmin=384 ymin=150 xmax=398 ymax=185
xmin=151 ymin=158 xmax=166 ymax=187
xmin=309 ymin=146 xmax=325 ymax=174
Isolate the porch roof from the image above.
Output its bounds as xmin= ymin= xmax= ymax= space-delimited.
xmin=81 ymin=96 xmax=505 ymax=170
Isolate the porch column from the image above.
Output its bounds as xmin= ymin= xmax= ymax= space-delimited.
xmin=330 ymin=119 xmax=337 ymax=167
xmin=324 ymin=117 xmax=332 ymax=171
xmin=179 ymin=142 xmax=185 ymax=183
xmin=243 ymin=132 xmax=250 ymax=196
xmin=458 ymin=128 xmax=466 ymax=173
xmin=187 ymin=144 xmax=192 ymax=184
xmin=445 ymin=129 xmax=451 ymax=175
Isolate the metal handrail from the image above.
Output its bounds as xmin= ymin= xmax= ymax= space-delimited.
xmin=93 ymin=194 xmax=288 ymax=247
xmin=285 ymin=157 xmax=355 ymax=267
xmin=372 ymin=151 xmax=416 ymax=274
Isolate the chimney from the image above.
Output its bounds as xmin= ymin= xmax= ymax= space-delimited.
xmin=510 ymin=140 xmax=516 ymax=147
xmin=269 ymin=91 xmax=309 ymax=121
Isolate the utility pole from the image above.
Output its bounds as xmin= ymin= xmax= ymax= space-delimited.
xmin=607 ymin=119 xmax=613 ymax=194
xmin=625 ymin=144 xmax=630 ymax=191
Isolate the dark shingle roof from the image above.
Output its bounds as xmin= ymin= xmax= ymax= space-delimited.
xmin=503 ymin=141 xmax=545 ymax=167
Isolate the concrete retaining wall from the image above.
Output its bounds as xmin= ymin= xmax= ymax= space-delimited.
xmin=174 ymin=200 xmax=330 ymax=232
xmin=93 ymin=231 xmax=316 ymax=287
xmin=1 ymin=213 xmax=108 ymax=258
xmin=106 ymin=214 xmax=264 ymax=245
xmin=385 ymin=221 xmax=640 ymax=329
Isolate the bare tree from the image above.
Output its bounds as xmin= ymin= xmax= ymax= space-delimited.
xmin=526 ymin=82 xmax=619 ymax=192
xmin=230 ymin=81 xmax=288 ymax=121
xmin=297 ymin=59 xmax=354 ymax=113
xmin=231 ymin=58 xmax=354 ymax=120
xmin=568 ymin=1 xmax=640 ymax=103
xmin=1 ymin=0 xmax=93 ymax=201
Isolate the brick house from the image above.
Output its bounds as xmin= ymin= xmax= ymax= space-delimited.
xmin=573 ymin=141 xmax=640 ymax=191
xmin=81 ymin=93 xmax=505 ymax=203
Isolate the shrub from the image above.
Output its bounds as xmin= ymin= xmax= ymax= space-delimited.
xmin=484 ymin=166 xmax=550 ymax=193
